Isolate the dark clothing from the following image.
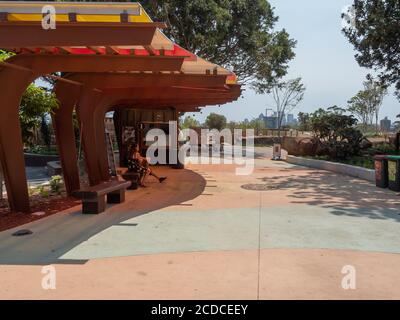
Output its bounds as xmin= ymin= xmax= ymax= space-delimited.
xmin=127 ymin=158 xmax=146 ymax=175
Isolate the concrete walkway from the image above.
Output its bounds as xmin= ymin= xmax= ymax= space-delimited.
xmin=26 ymin=166 xmax=50 ymax=187
xmin=0 ymin=153 xmax=400 ymax=299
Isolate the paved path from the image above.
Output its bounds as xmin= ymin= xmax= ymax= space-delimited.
xmin=26 ymin=167 xmax=50 ymax=187
xmin=0 ymin=154 xmax=400 ymax=299
xmin=2 ymin=167 xmax=48 ymax=198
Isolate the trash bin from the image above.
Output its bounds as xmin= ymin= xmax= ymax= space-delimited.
xmin=272 ymin=143 xmax=282 ymax=161
xmin=374 ymin=155 xmax=388 ymax=188
xmin=387 ymin=155 xmax=400 ymax=192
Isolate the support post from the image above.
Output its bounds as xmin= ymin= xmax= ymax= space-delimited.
xmin=0 ymin=67 xmax=33 ymax=212
xmin=93 ymin=100 xmax=113 ymax=182
xmin=76 ymin=89 xmax=104 ymax=186
xmin=53 ymin=82 xmax=82 ymax=195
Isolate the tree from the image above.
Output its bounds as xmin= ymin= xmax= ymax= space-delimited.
xmin=1 ymin=50 xmax=59 ymax=147
xmin=226 ymin=121 xmax=238 ymax=131
xmin=0 ymin=49 xmax=13 ymax=60
xmin=394 ymin=114 xmax=400 ymax=131
xmin=347 ymin=92 xmax=370 ymax=130
xmin=367 ymin=80 xmax=387 ymax=132
xmin=267 ymin=77 xmax=305 ymax=129
xmin=342 ymin=0 xmax=400 ymax=99
xmin=310 ymin=107 xmax=364 ymax=160
xmin=394 ymin=114 xmax=400 ymax=153
xmin=234 ymin=118 xmax=265 ymax=134
xmin=180 ymin=115 xmax=201 ymax=129
xmin=19 ymin=85 xmax=59 ymax=147
xmin=205 ymin=113 xmax=227 ymax=130
xmin=297 ymin=112 xmax=310 ymax=131
xmin=249 ymin=118 xmax=265 ymax=133
xmin=141 ymin=0 xmax=296 ymax=89
xmin=40 ymin=115 xmax=52 ymax=150
xmin=347 ymin=79 xmax=387 ymax=132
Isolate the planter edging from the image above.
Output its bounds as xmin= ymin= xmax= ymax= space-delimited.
xmin=24 ymin=153 xmax=60 ymax=167
xmin=285 ymin=155 xmax=375 ymax=183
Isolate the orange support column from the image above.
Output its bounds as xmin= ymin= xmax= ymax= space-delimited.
xmin=0 ymin=67 xmax=34 ymax=212
xmin=76 ymin=89 xmax=104 ymax=186
xmin=53 ymin=83 xmax=82 ymax=195
xmin=93 ymin=102 xmax=113 ymax=182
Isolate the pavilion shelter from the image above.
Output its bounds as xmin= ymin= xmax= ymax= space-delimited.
xmin=0 ymin=2 xmax=241 ymax=212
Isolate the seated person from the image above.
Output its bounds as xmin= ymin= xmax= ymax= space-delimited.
xmin=127 ymin=142 xmax=166 ymax=187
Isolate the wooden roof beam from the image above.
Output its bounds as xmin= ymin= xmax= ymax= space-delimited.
xmin=40 ymin=47 xmax=55 ymax=54
xmin=21 ymin=47 xmax=36 ymax=54
xmin=80 ymin=73 xmax=228 ymax=89
xmin=105 ymin=46 xmax=120 ymax=55
xmin=144 ymin=45 xmax=156 ymax=56
xmin=57 ymin=47 xmax=73 ymax=54
xmin=0 ymin=22 xmax=161 ymax=48
xmin=0 ymin=60 xmax=33 ymax=73
xmin=46 ymin=74 xmax=83 ymax=86
xmin=87 ymin=46 xmax=102 ymax=54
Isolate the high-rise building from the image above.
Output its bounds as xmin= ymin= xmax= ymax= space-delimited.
xmin=287 ymin=114 xmax=295 ymax=124
xmin=380 ymin=117 xmax=392 ymax=132
xmin=259 ymin=109 xmax=278 ymax=129
xmin=259 ymin=110 xmax=299 ymax=128
xmin=274 ymin=111 xmax=286 ymax=126
xmin=265 ymin=116 xmax=278 ymax=129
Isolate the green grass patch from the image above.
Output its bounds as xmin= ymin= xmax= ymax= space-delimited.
xmin=305 ymin=143 xmax=399 ymax=170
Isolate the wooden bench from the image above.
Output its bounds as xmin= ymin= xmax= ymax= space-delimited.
xmin=73 ymin=180 xmax=131 ymax=214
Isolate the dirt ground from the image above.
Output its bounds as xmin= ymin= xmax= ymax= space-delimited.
xmin=0 ymin=194 xmax=80 ymax=232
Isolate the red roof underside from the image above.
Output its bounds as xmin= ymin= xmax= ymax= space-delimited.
xmin=20 ymin=44 xmax=197 ymax=61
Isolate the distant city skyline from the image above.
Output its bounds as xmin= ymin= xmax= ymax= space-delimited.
xmin=190 ymin=0 xmax=399 ymax=124
xmin=258 ymin=110 xmax=298 ymax=129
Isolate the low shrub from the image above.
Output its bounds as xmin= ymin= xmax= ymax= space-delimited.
xmin=38 ymin=185 xmax=49 ymax=198
xmin=49 ymin=175 xmax=63 ymax=194
xmin=26 ymin=145 xmax=59 ymax=155
xmin=310 ymin=107 xmax=364 ymax=160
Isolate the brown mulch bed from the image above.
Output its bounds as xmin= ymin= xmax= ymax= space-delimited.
xmin=0 ymin=194 xmax=81 ymax=232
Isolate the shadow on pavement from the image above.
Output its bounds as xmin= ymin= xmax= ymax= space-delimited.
xmin=243 ymin=170 xmax=400 ymax=222
xmin=0 ymin=168 xmax=206 ymax=266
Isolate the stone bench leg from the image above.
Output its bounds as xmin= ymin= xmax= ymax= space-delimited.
xmin=82 ymin=196 xmax=106 ymax=214
xmin=107 ymin=189 xmax=125 ymax=204
xmin=128 ymin=177 xmax=139 ymax=190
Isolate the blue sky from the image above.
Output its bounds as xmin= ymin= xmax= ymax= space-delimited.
xmin=191 ymin=0 xmax=399 ymax=123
